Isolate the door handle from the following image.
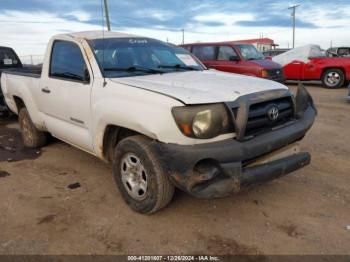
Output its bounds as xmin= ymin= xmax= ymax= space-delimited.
xmin=41 ymin=87 xmax=51 ymax=94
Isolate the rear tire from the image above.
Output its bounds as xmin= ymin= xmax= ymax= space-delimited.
xmin=0 ymin=111 xmax=9 ymax=119
xmin=321 ymin=69 xmax=345 ymax=89
xmin=112 ymin=135 xmax=175 ymax=214
xmin=18 ymin=108 xmax=48 ymax=148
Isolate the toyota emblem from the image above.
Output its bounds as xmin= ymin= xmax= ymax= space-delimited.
xmin=267 ymin=106 xmax=279 ymax=121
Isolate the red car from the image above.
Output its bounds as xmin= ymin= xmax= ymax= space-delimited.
xmin=181 ymin=42 xmax=285 ymax=83
xmin=273 ymin=44 xmax=350 ymax=88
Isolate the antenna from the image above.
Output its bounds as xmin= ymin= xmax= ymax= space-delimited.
xmin=103 ymin=0 xmax=111 ymax=31
xmin=100 ymin=0 xmax=107 ymax=87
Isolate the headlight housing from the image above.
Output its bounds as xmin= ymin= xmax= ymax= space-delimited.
xmin=261 ymin=69 xmax=269 ymax=78
xmin=172 ymin=103 xmax=234 ymax=139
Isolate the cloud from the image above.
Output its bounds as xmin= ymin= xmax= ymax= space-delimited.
xmin=0 ymin=10 xmax=100 ymax=55
xmin=134 ymin=9 xmax=177 ymax=21
xmin=193 ymin=13 xmax=254 ymax=26
xmin=0 ymin=0 xmax=349 ymax=58
xmin=66 ymin=11 xmax=92 ymax=22
xmin=236 ymin=16 xmax=318 ymax=28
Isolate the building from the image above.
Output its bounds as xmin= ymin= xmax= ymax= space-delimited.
xmin=233 ymin=38 xmax=278 ymax=52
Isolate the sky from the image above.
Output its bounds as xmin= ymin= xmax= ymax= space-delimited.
xmin=0 ymin=0 xmax=349 ymax=57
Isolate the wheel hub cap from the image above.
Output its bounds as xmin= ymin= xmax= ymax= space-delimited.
xmin=326 ymin=72 xmax=340 ymax=86
xmin=120 ymin=153 xmax=148 ymax=200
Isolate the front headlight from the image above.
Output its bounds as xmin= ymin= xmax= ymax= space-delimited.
xmin=261 ymin=69 xmax=269 ymax=78
xmin=172 ymin=103 xmax=234 ymax=139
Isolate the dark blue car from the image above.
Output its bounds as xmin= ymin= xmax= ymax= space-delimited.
xmin=0 ymin=46 xmax=22 ymax=117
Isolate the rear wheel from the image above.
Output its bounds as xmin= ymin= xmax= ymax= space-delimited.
xmin=112 ymin=135 xmax=175 ymax=214
xmin=18 ymin=108 xmax=48 ymax=148
xmin=0 ymin=111 xmax=9 ymax=119
xmin=321 ymin=69 xmax=345 ymax=89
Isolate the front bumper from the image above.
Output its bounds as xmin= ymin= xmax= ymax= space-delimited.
xmin=149 ymin=85 xmax=317 ymax=198
xmin=268 ymin=75 xmax=286 ymax=84
xmin=266 ymin=69 xmax=286 ymax=83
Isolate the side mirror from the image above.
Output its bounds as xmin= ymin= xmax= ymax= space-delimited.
xmin=229 ymin=56 xmax=240 ymax=62
xmin=265 ymin=56 xmax=272 ymax=60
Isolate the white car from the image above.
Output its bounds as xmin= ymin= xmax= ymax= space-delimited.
xmin=1 ymin=31 xmax=317 ymax=214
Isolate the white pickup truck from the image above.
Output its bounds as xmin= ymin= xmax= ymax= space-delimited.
xmin=1 ymin=31 xmax=316 ymax=214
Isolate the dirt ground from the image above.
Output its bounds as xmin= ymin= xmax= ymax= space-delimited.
xmin=0 ymin=84 xmax=349 ymax=255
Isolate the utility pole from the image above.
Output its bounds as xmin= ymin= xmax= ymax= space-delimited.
xmin=103 ymin=0 xmax=111 ymax=31
xmin=288 ymin=4 xmax=300 ymax=48
xmin=181 ymin=29 xmax=185 ymax=45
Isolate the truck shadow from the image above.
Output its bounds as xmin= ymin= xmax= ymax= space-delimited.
xmin=0 ymin=118 xmax=42 ymax=162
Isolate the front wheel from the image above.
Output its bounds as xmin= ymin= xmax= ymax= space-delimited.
xmin=112 ymin=135 xmax=175 ymax=214
xmin=321 ymin=69 xmax=345 ymax=89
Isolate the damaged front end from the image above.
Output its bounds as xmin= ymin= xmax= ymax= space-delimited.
xmin=150 ymin=84 xmax=317 ymax=198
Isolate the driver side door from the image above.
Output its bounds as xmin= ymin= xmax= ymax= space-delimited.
xmin=283 ymin=60 xmax=305 ymax=80
xmin=211 ymin=45 xmax=243 ymax=74
xmin=38 ymin=40 xmax=93 ymax=152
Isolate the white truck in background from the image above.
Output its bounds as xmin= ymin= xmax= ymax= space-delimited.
xmin=1 ymin=31 xmax=316 ymax=214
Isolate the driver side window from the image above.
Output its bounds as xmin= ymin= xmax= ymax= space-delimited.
xmin=50 ymin=40 xmax=90 ymax=83
xmin=217 ymin=46 xmax=238 ymax=61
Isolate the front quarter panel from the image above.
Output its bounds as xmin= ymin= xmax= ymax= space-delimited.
xmin=92 ymin=79 xmax=235 ymax=159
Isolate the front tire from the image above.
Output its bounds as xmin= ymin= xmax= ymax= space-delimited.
xmin=321 ymin=69 xmax=345 ymax=89
xmin=18 ymin=108 xmax=48 ymax=148
xmin=112 ymin=135 xmax=175 ymax=214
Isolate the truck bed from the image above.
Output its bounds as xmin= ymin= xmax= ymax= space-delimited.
xmin=1 ymin=66 xmax=42 ymax=78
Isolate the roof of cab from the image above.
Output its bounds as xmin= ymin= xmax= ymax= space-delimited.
xmin=64 ymin=30 xmax=142 ymax=40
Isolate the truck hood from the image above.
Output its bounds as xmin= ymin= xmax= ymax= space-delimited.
xmin=250 ymin=59 xmax=282 ymax=69
xmin=110 ymin=70 xmax=288 ymax=104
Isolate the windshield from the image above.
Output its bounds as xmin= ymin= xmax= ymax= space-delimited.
xmin=90 ymin=38 xmax=205 ymax=78
xmin=236 ymin=44 xmax=265 ymax=60
xmin=0 ymin=48 xmax=21 ymax=68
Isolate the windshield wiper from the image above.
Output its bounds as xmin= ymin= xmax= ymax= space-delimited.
xmin=247 ymin=57 xmax=264 ymax=61
xmin=104 ymin=66 xmax=164 ymax=74
xmin=158 ymin=64 xmax=200 ymax=71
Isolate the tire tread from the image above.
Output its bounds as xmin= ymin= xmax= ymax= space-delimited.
xmin=18 ymin=108 xmax=47 ymax=148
